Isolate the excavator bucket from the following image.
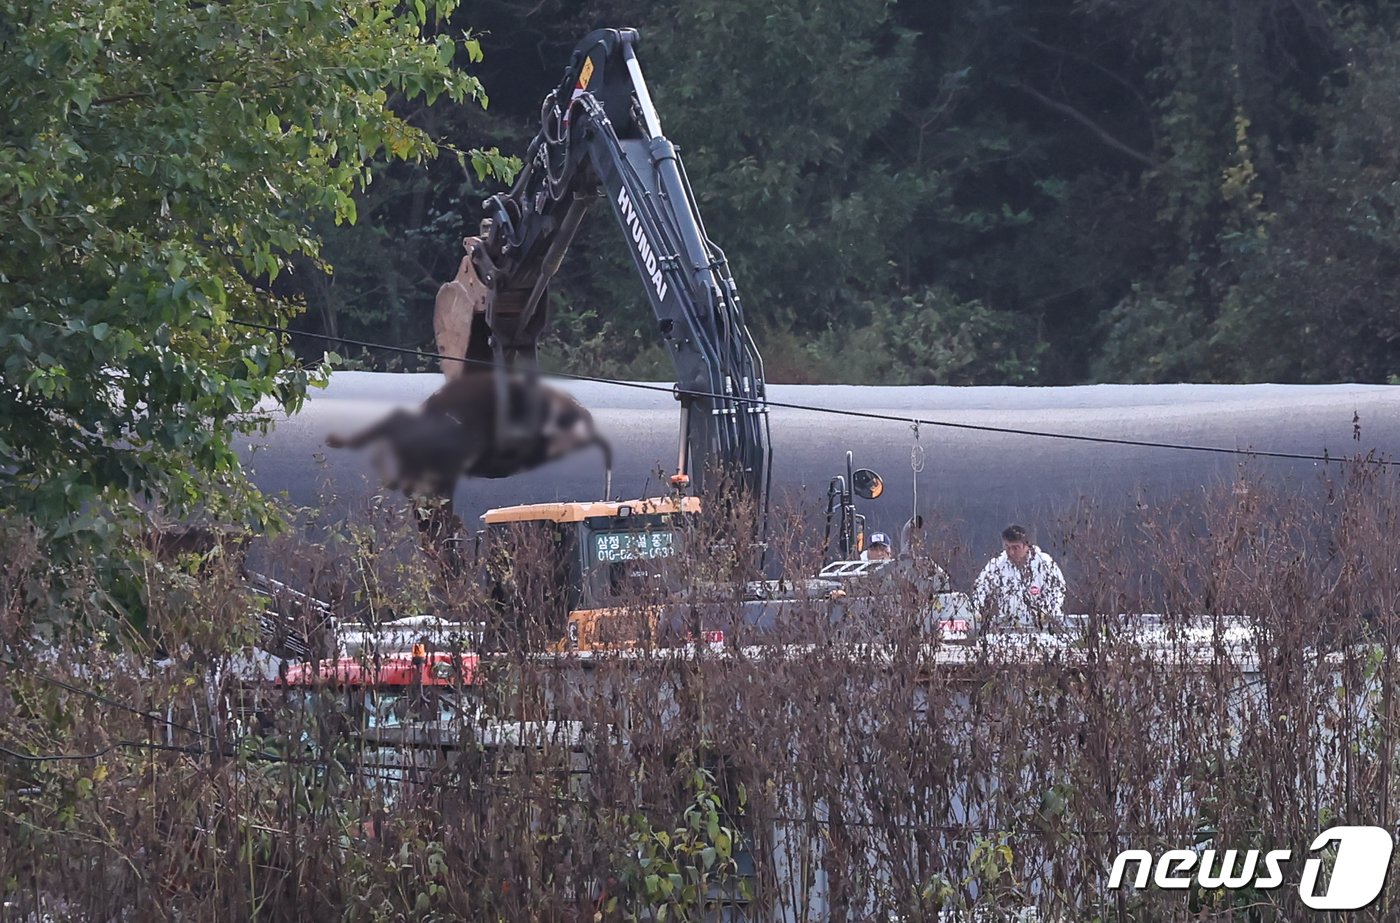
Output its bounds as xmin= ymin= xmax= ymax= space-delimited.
xmin=431 ymin=235 xmax=561 ymax=487
xmin=433 ymin=237 xmax=491 ymax=380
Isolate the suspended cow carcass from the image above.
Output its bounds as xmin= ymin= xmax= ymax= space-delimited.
xmin=326 ymin=234 xmax=611 ymax=541
xmin=326 ymin=372 xmax=611 ymax=529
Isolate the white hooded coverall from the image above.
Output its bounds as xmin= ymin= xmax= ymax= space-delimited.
xmin=973 ymin=545 xmax=1066 ymax=629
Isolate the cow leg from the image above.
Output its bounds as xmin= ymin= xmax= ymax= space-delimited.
xmin=325 ymin=409 xmax=409 ymax=450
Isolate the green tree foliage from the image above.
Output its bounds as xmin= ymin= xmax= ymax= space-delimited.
xmin=1069 ymin=0 xmax=1400 ymax=382
xmin=1212 ymin=24 xmax=1400 ymax=381
xmin=0 ymin=0 xmax=491 ymax=540
xmin=540 ymin=0 xmax=1051 ymax=383
xmin=287 ymin=81 xmax=530 ymax=365
xmin=288 ymin=0 xmax=1400 ymax=385
xmin=645 ymin=0 xmax=919 ymax=333
xmin=835 ymin=289 xmax=1047 ymax=385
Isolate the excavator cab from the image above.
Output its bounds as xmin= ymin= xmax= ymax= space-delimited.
xmin=478 ymin=496 xmax=699 ymax=653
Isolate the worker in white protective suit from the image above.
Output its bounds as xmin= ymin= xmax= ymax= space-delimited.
xmin=973 ymin=524 xmax=1066 ymax=631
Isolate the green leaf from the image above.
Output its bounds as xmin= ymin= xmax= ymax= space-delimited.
xmin=0 ymin=0 xmax=495 ymax=593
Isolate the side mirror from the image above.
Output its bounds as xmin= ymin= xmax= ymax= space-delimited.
xmin=852 ymin=468 xmax=884 ymax=500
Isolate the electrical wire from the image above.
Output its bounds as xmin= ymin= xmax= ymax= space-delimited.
xmin=232 ymin=319 xmax=1398 ymax=468
xmin=0 ymin=740 xmax=204 ymax=763
xmin=1 ymin=656 xmax=220 ymax=746
xmin=0 ymin=653 xmax=268 ymax=754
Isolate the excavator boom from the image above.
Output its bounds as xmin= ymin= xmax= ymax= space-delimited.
xmin=437 ymin=29 xmax=771 ymax=510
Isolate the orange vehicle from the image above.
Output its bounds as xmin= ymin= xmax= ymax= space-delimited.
xmin=277 ymin=648 xmax=477 ymax=690
xmin=273 ymin=648 xmax=480 ymax=745
xmin=272 ymin=645 xmax=583 ymax=739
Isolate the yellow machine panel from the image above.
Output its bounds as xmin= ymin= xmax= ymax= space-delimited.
xmin=553 ymin=606 xmax=665 ymax=652
xmin=482 ymin=496 xmax=701 ymax=525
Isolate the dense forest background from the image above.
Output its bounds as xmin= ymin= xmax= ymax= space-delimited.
xmin=287 ymin=0 xmax=1400 ymax=385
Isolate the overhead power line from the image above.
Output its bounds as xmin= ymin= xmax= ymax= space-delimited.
xmin=0 ymin=740 xmax=203 ymax=763
xmin=1 ymin=655 xmax=222 ymax=748
xmin=232 ymin=319 xmax=1397 ymax=468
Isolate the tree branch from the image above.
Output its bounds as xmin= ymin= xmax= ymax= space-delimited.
xmin=1013 ymin=82 xmax=1159 ymax=169
xmin=1012 ymin=29 xmax=1158 ymax=153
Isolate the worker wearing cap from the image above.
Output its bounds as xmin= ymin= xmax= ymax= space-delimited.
xmin=861 ymin=532 xmax=893 ymax=562
xmin=973 ymin=524 xmax=1066 ymax=630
